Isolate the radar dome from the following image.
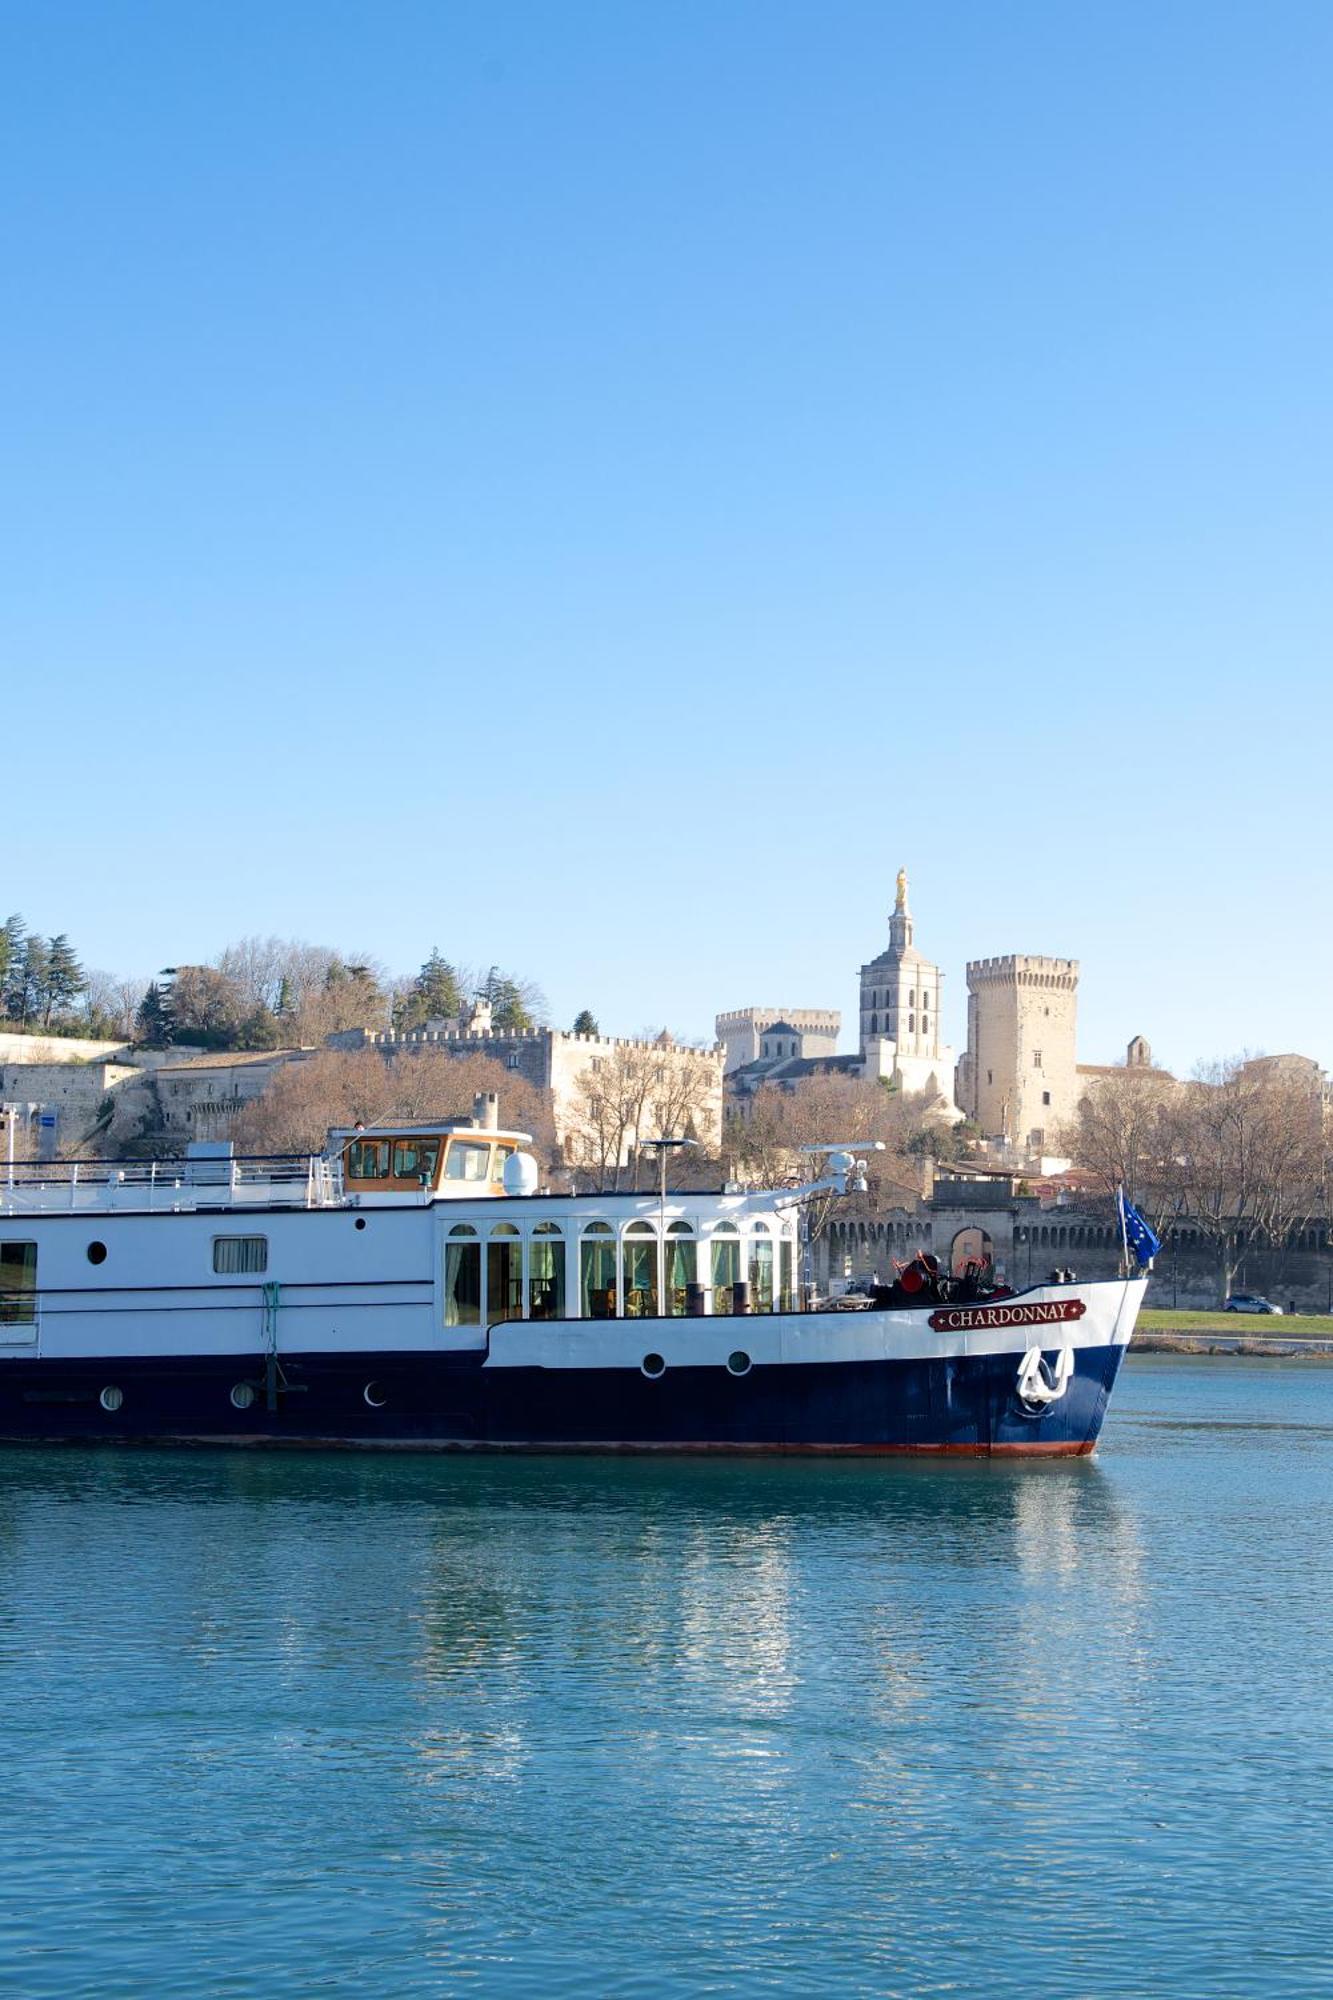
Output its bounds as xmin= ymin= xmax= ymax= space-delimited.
xmin=502 ymin=1151 xmax=540 ymax=1197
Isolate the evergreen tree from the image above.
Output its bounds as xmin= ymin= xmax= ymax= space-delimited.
xmin=240 ymin=1004 xmax=282 ymax=1049
xmin=490 ymin=979 xmax=533 ymax=1034
xmin=416 ymin=948 xmax=460 ymax=1021
xmin=16 ymin=935 xmax=49 ymax=1028
xmin=44 ymin=935 xmax=85 ymax=1023
xmin=275 ymin=976 xmax=294 ymax=1019
xmin=0 ymin=914 xmax=26 ymax=1019
xmin=135 ymin=982 xmax=175 ymax=1047
xmin=572 ymin=1009 xmax=599 ymax=1036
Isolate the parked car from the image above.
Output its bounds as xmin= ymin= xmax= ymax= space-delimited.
xmin=1223 ymin=1293 xmax=1283 ymax=1315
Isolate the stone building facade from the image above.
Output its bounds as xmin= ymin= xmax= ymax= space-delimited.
xmin=957 ymin=954 xmax=1080 ymax=1157
xmin=154 ymin=1051 xmax=308 ymax=1142
xmin=0 ymin=1059 xmax=142 ymax=1159
xmin=715 ymin=1009 xmax=840 ymax=1074
xmin=331 ymin=1023 xmax=725 ymax=1164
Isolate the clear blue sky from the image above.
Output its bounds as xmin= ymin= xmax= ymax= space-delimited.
xmin=4 ymin=2 xmax=1330 ymax=1074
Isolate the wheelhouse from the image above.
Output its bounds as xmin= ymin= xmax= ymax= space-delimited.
xmin=332 ymin=1118 xmax=530 ymax=1201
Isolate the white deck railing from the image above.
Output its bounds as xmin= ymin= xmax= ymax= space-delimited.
xmin=0 ymin=1154 xmax=343 ymax=1216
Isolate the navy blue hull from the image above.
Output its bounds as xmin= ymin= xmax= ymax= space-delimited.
xmin=0 ymin=1344 xmax=1128 ymax=1455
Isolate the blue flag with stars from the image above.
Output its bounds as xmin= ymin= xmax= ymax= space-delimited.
xmin=1118 ymin=1189 xmax=1161 ymax=1267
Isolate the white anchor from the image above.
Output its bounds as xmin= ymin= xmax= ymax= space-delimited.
xmin=1016 ymin=1345 xmax=1075 ymax=1409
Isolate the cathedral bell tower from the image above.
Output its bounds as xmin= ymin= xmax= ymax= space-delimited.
xmin=856 ymin=869 xmax=954 ymax=1112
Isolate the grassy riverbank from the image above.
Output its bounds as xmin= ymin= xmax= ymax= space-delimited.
xmin=1133 ymin=1307 xmax=1333 ymax=1357
xmin=1140 ymin=1308 xmax=1333 ymax=1336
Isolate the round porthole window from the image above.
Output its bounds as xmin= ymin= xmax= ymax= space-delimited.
xmin=230 ymin=1383 xmax=256 ymax=1411
xmin=641 ymin=1352 xmax=666 ymax=1379
xmin=354 ymin=1217 xmax=367 ymax=1231
xmin=727 ymin=1350 xmax=752 ymax=1377
xmin=99 ymin=1385 xmax=123 ymax=1413
xmin=364 ymin=1382 xmax=387 ymax=1408
xmin=87 ymin=1241 xmax=108 ymax=1265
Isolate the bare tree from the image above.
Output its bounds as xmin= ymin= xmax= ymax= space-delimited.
xmin=231 ymin=1048 xmax=556 ymax=1168
xmin=1062 ymin=1067 xmax=1180 ymax=1231
xmin=1163 ymin=1058 xmax=1327 ymax=1300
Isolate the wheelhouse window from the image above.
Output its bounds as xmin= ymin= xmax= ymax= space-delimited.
xmin=664 ymin=1222 xmax=696 ymax=1316
xmin=445 ymin=1140 xmax=493 ymax=1183
xmin=445 ymin=1223 xmax=480 ymax=1327
xmin=623 ymin=1220 xmax=658 ymax=1317
xmin=580 ymin=1222 xmax=616 ymax=1319
xmin=347 ymin=1139 xmax=392 ymax=1179
xmin=392 ymin=1138 xmax=440 ymax=1183
xmin=0 ymin=1241 xmax=37 ymax=1325
xmin=710 ymin=1225 xmax=740 ymax=1314
xmin=213 ymin=1236 xmax=268 ymax=1274
xmin=487 ymin=1223 xmax=522 ymax=1323
xmin=529 ymin=1223 xmax=566 ymax=1320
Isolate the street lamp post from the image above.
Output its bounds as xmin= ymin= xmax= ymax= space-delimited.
xmin=641 ymin=1136 xmax=699 ymax=1315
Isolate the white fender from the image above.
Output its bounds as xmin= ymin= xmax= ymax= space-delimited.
xmin=1016 ymin=1345 xmax=1075 ymax=1408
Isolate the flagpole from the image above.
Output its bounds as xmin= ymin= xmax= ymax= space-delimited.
xmin=1118 ymin=1185 xmax=1131 ymax=1278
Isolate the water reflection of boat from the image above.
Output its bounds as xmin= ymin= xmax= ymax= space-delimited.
xmin=0 ymin=1096 xmax=1144 ymax=1455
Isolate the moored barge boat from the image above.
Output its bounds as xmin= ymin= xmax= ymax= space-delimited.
xmin=0 ymin=1096 xmax=1145 ymax=1455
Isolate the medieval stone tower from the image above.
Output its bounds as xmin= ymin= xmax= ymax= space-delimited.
xmin=957 ymin=954 xmax=1079 ymax=1156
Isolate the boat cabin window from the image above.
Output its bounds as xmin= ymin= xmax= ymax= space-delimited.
xmin=580 ymin=1221 xmax=616 ymax=1320
xmin=444 ymin=1223 xmax=480 ymax=1327
xmin=748 ymin=1222 xmax=775 ymax=1313
xmin=488 ymin=1222 xmax=522 ymax=1323
xmin=0 ymin=1241 xmax=37 ymax=1325
xmin=664 ymin=1222 xmax=696 ymax=1317
xmin=445 ymin=1140 xmax=493 ymax=1183
xmin=779 ymin=1237 xmax=796 ymax=1312
xmin=710 ymin=1225 xmax=740 ymax=1315
xmin=529 ymin=1222 xmax=565 ymax=1320
xmin=347 ymin=1139 xmax=392 ymax=1179
xmin=213 ymin=1236 xmax=269 ymax=1275
xmin=623 ymin=1220 xmax=658 ymax=1318
xmin=392 ymin=1138 xmax=440 ymax=1183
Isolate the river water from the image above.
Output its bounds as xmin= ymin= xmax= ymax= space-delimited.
xmin=0 ymin=1356 xmax=1329 ymax=1997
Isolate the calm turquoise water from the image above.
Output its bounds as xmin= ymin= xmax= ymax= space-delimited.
xmin=1 ymin=1358 xmax=1331 ymax=1997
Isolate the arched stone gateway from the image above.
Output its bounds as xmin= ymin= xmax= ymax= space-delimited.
xmin=950 ymin=1226 xmax=993 ymax=1277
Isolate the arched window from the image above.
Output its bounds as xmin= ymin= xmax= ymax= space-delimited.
xmin=623 ymin=1219 xmax=658 ymax=1317
xmin=445 ymin=1222 xmax=480 ymax=1328
xmin=710 ymin=1223 xmax=741 ymax=1315
xmin=870 ymin=1013 xmax=878 ymax=1035
xmin=749 ymin=1221 xmax=774 ymax=1312
xmin=488 ymin=1222 xmax=522 ymax=1325
xmin=529 ymin=1221 xmax=565 ymax=1321
xmin=580 ymin=1221 xmax=616 ymax=1319
xmin=908 ymin=1014 xmax=915 ymax=1033
xmin=664 ymin=1220 xmax=696 ymax=1316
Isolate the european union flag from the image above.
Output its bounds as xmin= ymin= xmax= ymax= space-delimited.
xmin=1118 ymin=1190 xmax=1161 ymax=1268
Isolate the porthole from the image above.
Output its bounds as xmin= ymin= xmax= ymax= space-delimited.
xmin=354 ymin=1217 xmax=367 ymax=1231
xmin=230 ymin=1383 xmax=256 ymax=1411
xmin=727 ymin=1350 xmax=752 ymax=1377
xmin=640 ymin=1353 xmax=666 ymax=1380
xmin=364 ymin=1381 xmax=387 ymax=1408
xmin=99 ymin=1385 xmax=123 ymax=1413
xmin=87 ymin=1241 xmax=108 ymax=1265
